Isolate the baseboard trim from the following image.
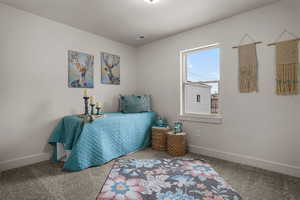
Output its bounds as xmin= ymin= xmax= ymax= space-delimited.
xmin=2 ymin=147 xmax=300 ymax=178
xmin=0 ymin=152 xmax=51 ymax=172
xmin=189 ymin=145 xmax=300 ymax=178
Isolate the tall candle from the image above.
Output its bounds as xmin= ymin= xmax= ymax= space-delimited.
xmin=96 ymin=102 xmax=100 ymax=108
xmin=90 ymin=96 xmax=95 ymax=104
xmin=83 ymin=89 xmax=88 ymax=97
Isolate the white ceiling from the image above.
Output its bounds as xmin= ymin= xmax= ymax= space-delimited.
xmin=0 ymin=0 xmax=279 ymax=46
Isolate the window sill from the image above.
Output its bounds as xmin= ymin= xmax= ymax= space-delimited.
xmin=179 ymin=113 xmax=223 ymax=124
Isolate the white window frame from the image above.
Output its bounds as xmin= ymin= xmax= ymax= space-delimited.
xmin=179 ymin=43 xmax=223 ymax=124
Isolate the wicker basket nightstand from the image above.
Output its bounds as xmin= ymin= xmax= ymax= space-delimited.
xmin=167 ymin=132 xmax=187 ymax=156
xmin=151 ymin=127 xmax=171 ymax=151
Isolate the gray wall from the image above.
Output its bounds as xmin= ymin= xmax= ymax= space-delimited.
xmin=0 ymin=3 xmax=138 ymax=170
xmin=137 ymin=0 xmax=300 ymax=177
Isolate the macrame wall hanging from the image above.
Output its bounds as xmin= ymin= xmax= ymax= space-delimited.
xmin=233 ymin=34 xmax=262 ymax=93
xmin=268 ymin=29 xmax=300 ymax=95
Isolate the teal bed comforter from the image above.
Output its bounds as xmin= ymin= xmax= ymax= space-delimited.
xmin=48 ymin=112 xmax=156 ymax=171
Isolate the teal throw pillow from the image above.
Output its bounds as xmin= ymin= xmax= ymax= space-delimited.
xmin=119 ymin=95 xmax=151 ymax=113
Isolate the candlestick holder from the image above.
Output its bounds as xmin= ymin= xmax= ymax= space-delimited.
xmin=96 ymin=107 xmax=100 ymax=115
xmin=90 ymin=104 xmax=95 ymax=115
xmin=83 ymin=97 xmax=89 ymax=115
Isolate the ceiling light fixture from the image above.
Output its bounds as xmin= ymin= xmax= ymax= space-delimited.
xmin=144 ymin=0 xmax=160 ymax=4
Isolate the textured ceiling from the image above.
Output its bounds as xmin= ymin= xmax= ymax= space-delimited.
xmin=0 ymin=0 xmax=279 ymax=46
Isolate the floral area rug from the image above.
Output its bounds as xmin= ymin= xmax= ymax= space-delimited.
xmin=97 ymin=158 xmax=242 ymax=200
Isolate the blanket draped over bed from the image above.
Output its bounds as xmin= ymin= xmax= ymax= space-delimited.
xmin=48 ymin=112 xmax=156 ymax=171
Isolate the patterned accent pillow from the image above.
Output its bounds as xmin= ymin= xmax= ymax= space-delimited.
xmin=119 ymin=95 xmax=152 ymax=113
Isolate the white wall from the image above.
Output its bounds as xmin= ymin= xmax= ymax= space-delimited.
xmin=0 ymin=3 xmax=137 ymax=170
xmin=137 ymin=0 xmax=300 ymax=177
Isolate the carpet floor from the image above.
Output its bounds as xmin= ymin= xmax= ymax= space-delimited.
xmin=1 ymin=148 xmax=299 ymax=200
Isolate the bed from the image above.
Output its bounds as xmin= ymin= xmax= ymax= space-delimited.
xmin=48 ymin=112 xmax=156 ymax=171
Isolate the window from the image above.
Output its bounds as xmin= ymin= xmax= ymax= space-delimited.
xmin=180 ymin=44 xmax=222 ymax=123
